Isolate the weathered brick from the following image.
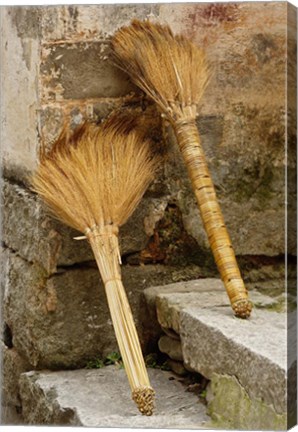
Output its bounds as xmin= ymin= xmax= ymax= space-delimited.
xmin=39 ymin=101 xmax=121 ymax=147
xmin=40 ymin=5 xmax=160 ymax=42
xmin=40 ymin=42 xmax=136 ymax=102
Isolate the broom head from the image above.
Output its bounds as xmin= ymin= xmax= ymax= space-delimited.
xmin=111 ymin=20 xmax=209 ymax=122
xmin=31 ymin=113 xmax=159 ymax=235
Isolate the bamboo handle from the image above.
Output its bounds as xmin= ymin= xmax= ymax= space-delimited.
xmin=87 ymin=227 xmax=155 ymax=415
xmin=173 ymin=119 xmax=252 ymax=318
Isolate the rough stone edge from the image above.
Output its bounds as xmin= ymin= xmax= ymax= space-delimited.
xmin=179 ymin=306 xmax=286 ymax=415
xmin=19 ymin=371 xmax=81 ymax=426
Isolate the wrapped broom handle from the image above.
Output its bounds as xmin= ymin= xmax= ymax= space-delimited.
xmin=86 ymin=225 xmax=155 ymax=415
xmin=174 ymin=119 xmax=252 ymax=318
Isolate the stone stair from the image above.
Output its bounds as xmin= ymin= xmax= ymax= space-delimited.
xmin=144 ymin=278 xmax=295 ymax=430
xmin=19 ymin=368 xmax=208 ymax=428
xmin=17 ymin=279 xmax=295 ymax=429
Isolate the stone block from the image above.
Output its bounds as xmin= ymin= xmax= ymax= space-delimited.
xmin=156 ymin=281 xmax=229 ymax=334
xmin=2 ymin=180 xmax=93 ymax=274
xmin=144 ymin=278 xmax=223 ymax=311
xmin=144 ymin=278 xmax=286 ymax=335
xmin=144 ymin=277 xmax=217 ymax=336
xmin=144 ymin=278 xmax=294 ymax=429
xmin=19 ymin=367 xmax=208 ymax=427
xmin=180 ymin=306 xmax=288 ymax=415
xmin=2 ymin=249 xmax=117 ymax=367
xmin=158 ymin=335 xmax=183 ymax=362
xmin=166 ymin=359 xmax=188 ymax=377
xmin=144 ymin=279 xmax=226 ymax=335
xmin=40 ymin=42 xmax=136 ymax=102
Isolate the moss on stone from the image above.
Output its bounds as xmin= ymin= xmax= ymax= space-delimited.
xmin=207 ymin=373 xmax=287 ymax=430
xmin=253 ymin=294 xmax=296 ymax=313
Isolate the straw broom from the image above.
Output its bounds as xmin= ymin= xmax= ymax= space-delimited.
xmin=31 ymin=115 xmax=158 ymax=415
xmin=111 ymin=20 xmax=252 ymax=318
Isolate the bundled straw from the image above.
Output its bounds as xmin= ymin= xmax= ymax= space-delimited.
xmin=111 ymin=20 xmax=252 ymax=318
xmin=31 ymin=115 xmax=158 ymax=414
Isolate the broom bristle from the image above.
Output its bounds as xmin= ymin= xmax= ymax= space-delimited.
xmin=31 ymin=114 xmax=158 ymax=233
xmin=111 ymin=19 xmax=209 ymax=121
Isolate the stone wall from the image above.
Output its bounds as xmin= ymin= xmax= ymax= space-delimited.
xmin=1 ymin=3 xmax=295 ymax=423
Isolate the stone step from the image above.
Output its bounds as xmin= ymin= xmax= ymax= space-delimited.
xmin=144 ymin=278 xmax=286 ymax=335
xmin=19 ymin=366 xmax=209 ymax=428
xmin=144 ymin=279 xmax=295 ymax=429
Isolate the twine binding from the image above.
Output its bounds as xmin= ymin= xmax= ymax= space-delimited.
xmin=132 ymin=386 xmax=155 ymax=416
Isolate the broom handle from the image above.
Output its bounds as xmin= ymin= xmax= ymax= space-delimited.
xmin=104 ymin=279 xmax=154 ymax=415
xmin=104 ymin=278 xmax=150 ymax=389
xmin=173 ymin=119 xmax=252 ymax=318
xmin=88 ymin=231 xmax=154 ymax=415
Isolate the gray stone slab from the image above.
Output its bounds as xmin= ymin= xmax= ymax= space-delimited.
xmin=144 ymin=279 xmax=226 ymax=334
xmin=144 ymin=279 xmax=224 ymax=305
xmin=180 ymin=305 xmax=287 ymax=415
xmin=157 ymin=292 xmax=228 ymax=335
xmin=19 ymin=367 xmax=209 ymax=428
xmin=145 ymin=278 xmax=282 ymax=334
xmin=145 ymin=278 xmax=291 ymax=426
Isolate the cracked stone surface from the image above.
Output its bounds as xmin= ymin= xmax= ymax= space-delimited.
xmin=19 ymin=367 xmax=209 ymax=428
